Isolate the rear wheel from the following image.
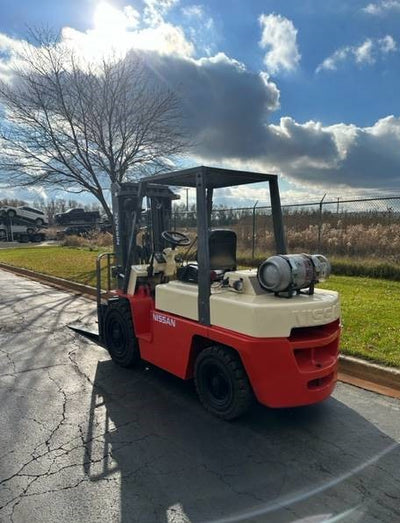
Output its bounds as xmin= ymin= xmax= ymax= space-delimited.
xmin=103 ymin=300 xmax=139 ymax=367
xmin=195 ymin=346 xmax=253 ymax=420
xmin=7 ymin=209 xmax=16 ymax=219
xmin=35 ymin=218 xmax=44 ymax=226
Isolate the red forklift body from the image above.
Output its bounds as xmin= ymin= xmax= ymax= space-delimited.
xmin=123 ymin=289 xmax=340 ymax=409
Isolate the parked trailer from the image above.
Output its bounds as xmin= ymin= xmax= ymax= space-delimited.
xmin=0 ymin=221 xmax=46 ymax=243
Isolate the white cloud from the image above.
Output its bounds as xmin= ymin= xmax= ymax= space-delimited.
xmin=0 ymin=2 xmax=195 ymax=78
xmin=181 ymin=4 xmax=216 ymax=56
xmin=181 ymin=5 xmax=204 ymax=18
xmin=184 ymin=112 xmax=400 ymax=191
xmin=149 ymin=45 xmax=400 ymax=190
xmin=379 ymin=34 xmax=397 ymax=52
xmin=232 ymin=116 xmax=400 ymax=190
xmin=147 ymin=51 xmax=280 ymax=159
xmin=85 ymin=1 xmax=193 ymax=59
xmin=143 ymin=0 xmax=180 ymax=26
xmin=363 ymin=0 xmax=400 ymax=15
xmin=258 ymin=14 xmax=301 ymax=74
xmin=354 ymin=39 xmax=374 ymax=63
xmin=0 ymin=33 xmax=42 ymax=82
xmin=316 ymin=35 xmax=397 ymax=72
xmin=123 ymin=5 xmax=141 ymax=27
xmin=0 ymin=185 xmax=49 ymax=202
xmin=93 ymin=2 xmax=140 ymax=32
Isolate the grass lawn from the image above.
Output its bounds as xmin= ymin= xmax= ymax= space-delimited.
xmin=0 ymin=246 xmax=102 ymax=287
xmin=320 ymin=277 xmax=400 ymax=368
xmin=1 ymin=246 xmax=399 ymax=368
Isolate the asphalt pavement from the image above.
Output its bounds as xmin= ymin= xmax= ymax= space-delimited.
xmin=0 ymin=269 xmax=399 ymax=523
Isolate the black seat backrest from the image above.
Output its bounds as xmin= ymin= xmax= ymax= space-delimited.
xmin=209 ymin=230 xmax=237 ymax=271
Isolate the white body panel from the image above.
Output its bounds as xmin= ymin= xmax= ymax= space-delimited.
xmin=155 ymin=269 xmax=340 ymax=338
xmin=127 ymin=265 xmax=149 ymax=294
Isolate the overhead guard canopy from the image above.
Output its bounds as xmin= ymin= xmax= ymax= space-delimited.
xmin=139 ymin=166 xmax=278 ymax=189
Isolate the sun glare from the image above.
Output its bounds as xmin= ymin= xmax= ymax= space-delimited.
xmin=93 ymin=2 xmax=130 ymax=35
xmin=86 ymin=1 xmax=190 ymax=59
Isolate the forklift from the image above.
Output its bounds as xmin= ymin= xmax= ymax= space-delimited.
xmin=91 ymin=166 xmax=340 ymax=420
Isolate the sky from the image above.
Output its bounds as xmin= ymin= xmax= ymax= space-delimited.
xmin=0 ymin=0 xmax=400 ymax=206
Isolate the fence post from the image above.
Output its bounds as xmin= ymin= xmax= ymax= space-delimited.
xmin=318 ymin=194 xmax=326 ymax=252
xmin=252 ymin=201 xmax=258 ymax=261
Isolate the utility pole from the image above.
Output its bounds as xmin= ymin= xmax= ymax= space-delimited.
xmin=318 ymin=193 xmax=326 ymax=251
xmin=185 ymin=188 xmax=189 ymax=211
xmin=252 ymin=201 xmax=258 ymax=261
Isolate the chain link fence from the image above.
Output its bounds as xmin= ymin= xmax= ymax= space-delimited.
xmin=172 ymin=196 xmax=400 ymax=260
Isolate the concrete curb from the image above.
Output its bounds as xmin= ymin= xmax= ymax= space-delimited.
xmin=1 ymin=261 xmax=399 ymax=399
xmin=339 ymin=355 xmax=400 ymax=391
xmin=0 ymin=262 xmax=97 ymax=300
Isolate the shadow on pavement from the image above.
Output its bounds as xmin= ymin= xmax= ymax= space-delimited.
xmin=84 ymin=359 xmax=400 ymax=523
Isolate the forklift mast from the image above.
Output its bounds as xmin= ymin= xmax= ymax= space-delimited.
xmin=110 ymin=182 xmax=179 ymax=290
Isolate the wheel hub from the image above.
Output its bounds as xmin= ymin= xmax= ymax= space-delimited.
xmin=207 ymin=366 xmax=230 ymax=402
xmin=110 ymin=322 xmax=124 ymax=347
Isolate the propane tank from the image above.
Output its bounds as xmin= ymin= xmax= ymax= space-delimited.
xmin=257 ymin=254 xmax=331 ymax=295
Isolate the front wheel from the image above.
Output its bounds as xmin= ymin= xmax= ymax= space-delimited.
xmin=103 ymin=300 xmax=139 ymax=367
xmin=35 ymin=218 xmax=44 ymax=226
xmin=195 ymin=346 xmax=253 ymax=420
xmin=7 ymin=209 xmax=16 ymax=219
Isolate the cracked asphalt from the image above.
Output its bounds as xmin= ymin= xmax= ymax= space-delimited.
xmin=0 ymin=269 xmax=399 ymax=523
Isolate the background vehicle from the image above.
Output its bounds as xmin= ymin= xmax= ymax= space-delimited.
xmin=55 ymin=207 xmax=100 ymax=225
xmin=1 ymin=205 xmax=47 ymax=226
xmin=64 ymin=225 xmax=93 ymax=236
xmin=0 ymin=223 xmax=46 ymax=242
xmin=99 ymin=221 xmax=113 ymax=233
xmin=74 ymin=166 xmax=341 ymax=420
xmin=0 ymin=209 xmax=47 ymax=242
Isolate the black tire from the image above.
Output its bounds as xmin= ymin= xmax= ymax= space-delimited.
xmin=7 ymin=209 xmax=16 ymax=219
xmin=194 ymin=346 xmax=253 ymax=420
xmin=35 ymin=218 xmax=44 ymax=226
xmin=103 ymin=300 xmax=139 ymax=368
xmin=27 ymin=227 xmax=34 ymax=234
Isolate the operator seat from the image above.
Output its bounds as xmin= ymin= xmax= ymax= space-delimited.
xmin=177 ymin=229 xmax=237 ymax=283
xmin=209 ymin=229 xmax=237 ymax=271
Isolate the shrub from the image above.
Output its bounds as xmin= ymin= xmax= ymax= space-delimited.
xmin=61 ymin=231 xmax=113 ymax=249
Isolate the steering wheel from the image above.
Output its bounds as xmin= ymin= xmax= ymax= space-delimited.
xmin=161 ymin=230 xmax=191 ymax=247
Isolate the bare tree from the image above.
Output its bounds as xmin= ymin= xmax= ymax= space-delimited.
xmin=0 ymin=33 xmax=189 ymax=223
